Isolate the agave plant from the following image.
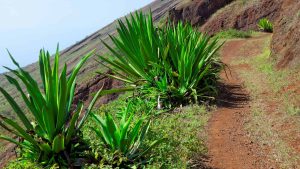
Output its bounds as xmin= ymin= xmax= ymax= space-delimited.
xmin=98 ymin=12 xmax=223 ymax=106
xmin=0 ymin=48 xmax=103 ymax=167
xmin=90 ymin=103 xmax=163 ymax=165
xmin=161 ymin=22 xmax=223 ymax=103
xmin=258 ymin=18 xmax=273 ymax=33
xmin=98 ymin=12 xmax=161 ymax=85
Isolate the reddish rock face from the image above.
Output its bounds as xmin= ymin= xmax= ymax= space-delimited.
xmin=200 ymin=0 xmax=282 ymax=35
xmin=169 ymin=0 xmax=234 ymax=26
xmin=170 ymin=0 xmax=299 ymax=69
xmin=72 ymin=70 xmax=123 ymax=110
xmin=271 ymin=0 xmax=300 ymax=68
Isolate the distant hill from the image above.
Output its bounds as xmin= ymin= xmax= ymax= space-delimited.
xmin=0 ymin=0 xmax=181 ymax=119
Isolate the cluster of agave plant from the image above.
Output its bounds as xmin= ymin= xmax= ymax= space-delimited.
xmin=99 ymin=12 xmax=223 ymax=107
xmin=0 ymin=11 xmax=223 ymax=168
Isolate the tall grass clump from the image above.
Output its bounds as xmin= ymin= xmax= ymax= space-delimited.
xmin=258 ymin=18 xmax=273 ymax=33
xmin=0 ymin=48 xmax=102 ymax=168
xmin=98 ymin=12 xmax=223 ymax=107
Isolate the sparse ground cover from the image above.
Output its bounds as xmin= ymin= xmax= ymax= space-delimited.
xmin=205 ymin=33 xmax=276 ymax=168
xmin=203 ymin=32 xmax=300 ymax=168
xmin=230 ymin=34 xmax=300 ymax=168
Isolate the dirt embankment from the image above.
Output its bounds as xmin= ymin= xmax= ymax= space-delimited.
xmin=170 ymin=0 xmax=300 ymax=69
xmin=200 ymin=0 xmax=282 ymax=34
xmin=169 ymin=0 xmax=281 ymax=34
xmin=169 ymin=0 xmax=234 ymax=26
xmin=271 ymin=0 xmax=300 ymax=68
xmin=72 ymin=70 xmax=123 ymax=109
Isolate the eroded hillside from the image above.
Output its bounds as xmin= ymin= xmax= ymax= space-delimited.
xmin=170 ymin=0 xmax=300 ymax=68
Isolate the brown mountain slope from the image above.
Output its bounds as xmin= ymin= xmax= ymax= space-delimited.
xmin=170 ymin=0 xmax=300 ymax=68
xmin=0 ymin=0 xmax=181 ymax=119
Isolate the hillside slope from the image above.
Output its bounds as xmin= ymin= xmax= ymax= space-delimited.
xmin=0 ymin=0 xmax=181 ymax=117
xmin=3 ymin=0 xmax=298 ymax=122
xmin=170 ymin=0 xmax=300 ymax=68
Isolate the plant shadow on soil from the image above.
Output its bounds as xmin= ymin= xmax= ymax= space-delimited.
xmin=189 ymin=156 xmax=216 ymax=169
xmin=215 ymin=82 xmax=249 ymax=109
xmin=188 ymin=83 xmax=250 ymax=169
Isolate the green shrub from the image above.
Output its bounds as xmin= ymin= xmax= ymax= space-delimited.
xmin=216 ymin=29 xmax=252 ymax=39
xmin=5 ymin=159 xmax=40 ymax=169
xmin=98 ymin=12 xmax=223 ymax=107
xmin=90 ymin=103 xmax=163 ymax=167
xmin=258 ymin=18 xmax=273 ymax=33
xmin=0 ymin=48 xmax=102 ymax=168
xmin=83 ymin=94 xmax=211 ymax=168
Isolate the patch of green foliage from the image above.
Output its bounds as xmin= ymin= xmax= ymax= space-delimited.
xmin=286 ymin=104 xmax=300 ymax=116
xmin=5 ymin=159 xmax=40 ymax=169
xmin=215 ymin=29 xmax=252 ymax=39
xmin=232 ymin=41 xmax=288 ymax=94
xmin=98 ymin=12 xmax=223 ymax=107
xmin=147 ymin=106 xmax=210 ymax=168
xmin=83 ymin=93 xmax=211 ymax=168
xmin=251 ymin=48 xmax=289 ymax=93
xmin=258 ymin=18 xmax=273 ymax=33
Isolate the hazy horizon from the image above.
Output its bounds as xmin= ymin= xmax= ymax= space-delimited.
xmin=0 ymin=0 xmax=154 ymax=73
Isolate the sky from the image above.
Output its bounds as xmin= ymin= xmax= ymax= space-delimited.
xmin=0 ymin=0 xmax=154 ymax=73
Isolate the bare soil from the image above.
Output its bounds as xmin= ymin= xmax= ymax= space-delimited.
xmin=206 ymin=34 xmax=277 ymax=169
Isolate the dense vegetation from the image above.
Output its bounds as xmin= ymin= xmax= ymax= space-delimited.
xmin=98 ymin=12 xmax=223 ymax=107
xmin=0 ymin=11 xmax=222 ymax=168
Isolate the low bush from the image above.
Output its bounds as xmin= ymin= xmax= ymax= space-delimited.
xmin=89 ymin=102 xmax=163 ymax=167
xmin=98 ymin=12 xmax=223 ymax=107
xmin=0 ymin=48 xmax=102 ymax=168
xmin=215 ymin=29 xmax=252 ymax=39
xmin=258 ymin=18 xmax=273 ymax=33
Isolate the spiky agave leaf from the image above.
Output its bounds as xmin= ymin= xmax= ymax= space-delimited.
xmin=98 ymin=11 xmax=223 ymax=106
xmin=91 ymin=103 xmax=163 ymax=164
xmin=0 ymin=47 xmax=103 ymax=167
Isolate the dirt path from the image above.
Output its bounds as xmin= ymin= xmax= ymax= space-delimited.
xmin=206 ymin=34 xmax=276 ymax=169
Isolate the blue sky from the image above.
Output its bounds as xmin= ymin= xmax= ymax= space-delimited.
xmin=0 ymin=0 xmax=154 ymax=73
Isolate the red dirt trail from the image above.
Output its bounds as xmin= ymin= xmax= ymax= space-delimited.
xmin=206 ymin=34 xmax=276 ymax=169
